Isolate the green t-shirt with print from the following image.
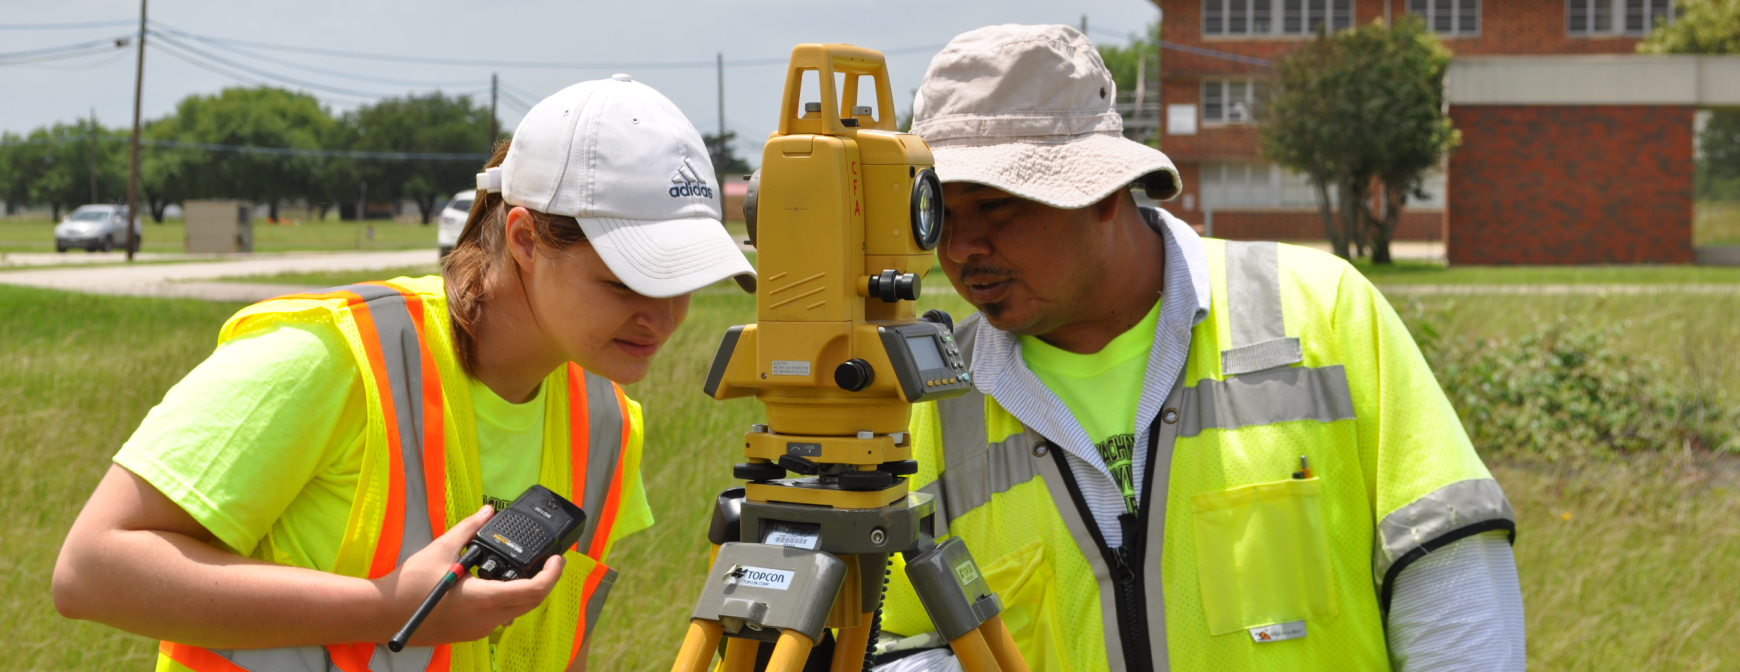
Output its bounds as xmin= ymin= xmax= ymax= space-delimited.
xmin=1019 ymin=298 xmax=1161 ymax=514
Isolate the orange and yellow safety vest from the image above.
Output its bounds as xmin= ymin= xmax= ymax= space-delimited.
xmin=157 ymin=276 xmax=641 ymax=672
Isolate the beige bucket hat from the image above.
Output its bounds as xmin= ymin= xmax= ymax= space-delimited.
xmin=911 ymin=24 xmax=1180 ymax=209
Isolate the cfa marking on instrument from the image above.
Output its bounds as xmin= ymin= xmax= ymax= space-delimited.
xmin=771 ymin=360 xmax=811 ymax=376
xmin=734 ymin=566 xmax=796 ymax=590
xmin=953 ymin=559 xmax=979 ymax=585
xmin=1249 ymin=621 xmax=1306 ymax=643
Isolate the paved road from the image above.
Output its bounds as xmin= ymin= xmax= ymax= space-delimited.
xmin=0 ymin=249 xmax=437 ymax=302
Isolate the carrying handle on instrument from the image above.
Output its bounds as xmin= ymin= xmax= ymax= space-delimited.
xmin=776 ymin=43 xmax=898 ymax=136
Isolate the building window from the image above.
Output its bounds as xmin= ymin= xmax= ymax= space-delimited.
xmin=1408 ymin=0 xmax=1479 ymax=36
xmin=1568 ymin=0 xmax=1673 ymax=35
xmin=1202 ymin=79 xmax=1264 ymax=124
xmin=1204 ymin=0 xmax=1352 ymax=36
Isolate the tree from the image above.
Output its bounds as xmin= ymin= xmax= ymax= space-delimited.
xmin=345 ymin=92 xmax=489 ymax=224
xmin=1642 ymin=0 xmax=1740 ymax=202
xmin=1261 ymin=17 xmax=1458 ymax=263
xmin=4 ymin=119 xmax=129 ymax=220
xmin=1261 ymin=32 xmax=1359 ymax=259
xmin=1638 ymin=0 xmax=1740 ymax=55
xmin=704 ymin=130 xmax=751 ymax=176
xmin=150 ymin=87 xmax=332 ymax=221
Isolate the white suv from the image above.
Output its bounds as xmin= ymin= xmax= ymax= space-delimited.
xmin=55 ymin=204 xmax=141 ymax=253
xmin=437 ymin=190 xmax=474 ymax=257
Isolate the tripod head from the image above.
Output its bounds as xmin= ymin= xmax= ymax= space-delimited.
xmin=703 ymin=44 xmax=971 ymax=509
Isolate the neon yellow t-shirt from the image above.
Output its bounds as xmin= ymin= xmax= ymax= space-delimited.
xmin=113 ymin=321 xmax=653 ymax=572
xmin=1018 ymin=298 xmax=1161 ymax=514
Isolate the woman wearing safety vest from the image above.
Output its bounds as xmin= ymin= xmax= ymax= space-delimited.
xmin=52 ymin=76 xmax=755 ymax=672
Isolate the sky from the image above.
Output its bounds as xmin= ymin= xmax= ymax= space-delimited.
xmin=0 ymin=0 xmax=1159 ymax=168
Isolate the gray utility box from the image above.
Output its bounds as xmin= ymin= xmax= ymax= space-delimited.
xmin=184 ymin=200 xmax=254 ymax=253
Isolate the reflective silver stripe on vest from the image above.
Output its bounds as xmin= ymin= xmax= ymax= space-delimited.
xmin=216 ymin=646 xmax=328 ymax=672
xmin=581 ymin=567 xmax=621 ymax=644
xmin=342 ymin=284 xmax=443 ymax=671
xmin=931 ymin=314 xmax=1043 ymax=532
xmin=1221 ymin=241 xmax=1302 ymax=376
xmin=573 ymin=371 xmax=626 ymax=554
xmin=335 ymin=283 xmax=438 ymax=567
xmin=1177 ymin=364 xmax=1357 ymax=438
xmin=200 ymin=283 xmax=444 ymax=672
xmin=1373 ymin=478 xmax=1515 ymax=586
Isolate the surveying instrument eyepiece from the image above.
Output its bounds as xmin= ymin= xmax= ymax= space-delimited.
xmin=672 ymin=44 xmax=1029 ymax=672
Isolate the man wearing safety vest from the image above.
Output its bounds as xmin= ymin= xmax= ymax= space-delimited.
xmin=52 ymin=76 xmax=756 ymax=672
xmin=869 ymin=26 xmax=1525 ymax=672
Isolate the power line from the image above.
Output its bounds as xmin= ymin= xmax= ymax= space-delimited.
xmin=0 ymin=20 xmax=139 ymax=30
xmin=148 ymin=32 xmax=428 ymax=99
xmin=0 ymin=44 xmax=131 ymax=66
xmin=152 ymin=25 xmax=492 ymax=88
xmin=144 ymin=22 xmax=945 ymax=71
xmin=11 ymin=49 xmax=133 ymax=71
xmin=0 ymin=35 xmax=134 ymax=61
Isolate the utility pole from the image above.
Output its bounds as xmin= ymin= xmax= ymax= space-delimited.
xmin=89 ymin=107 xmax=99 ymax=204
xmin=490 ymin=73 xmax=499 ymax=152
xmin=355 ymin=181 xmax=367 ymax=250
xmin=716 ymin=52 xmax=726 ymax=171
xmin=1081 ymin=14 xmax=1088 ymax=34
xmin=123 ymin=0 xmax=146 ymax=261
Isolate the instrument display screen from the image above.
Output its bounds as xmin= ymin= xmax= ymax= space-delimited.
xmin=906 ymin=334 xmax=947 ymax=371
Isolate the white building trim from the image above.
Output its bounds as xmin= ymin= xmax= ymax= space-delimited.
xmin=1447 ymin=55 xmax=1740 ymax=106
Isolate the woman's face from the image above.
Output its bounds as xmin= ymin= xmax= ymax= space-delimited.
xmin=509 ymin=208 xmax=691 ymax=384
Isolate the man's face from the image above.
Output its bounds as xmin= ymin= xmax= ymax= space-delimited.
xmin=938 ymin=183 xmax=1113 ymax=336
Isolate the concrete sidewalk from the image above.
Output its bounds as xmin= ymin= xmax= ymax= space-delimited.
xmin=0 ymin=249 xmax=437 ymax=302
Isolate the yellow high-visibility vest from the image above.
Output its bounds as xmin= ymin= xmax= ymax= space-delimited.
xmin=881 ymin=240 xmax=1514 ymax=671
xmin=157 ymin=276 xmax=641 ymax=672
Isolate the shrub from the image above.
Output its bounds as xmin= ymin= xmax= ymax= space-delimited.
xmin=1403 ymin=301 xmax=1738 ymax=458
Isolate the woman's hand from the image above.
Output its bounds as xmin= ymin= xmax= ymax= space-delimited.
xmin=374 ymin=505 xmax=566 ymax=646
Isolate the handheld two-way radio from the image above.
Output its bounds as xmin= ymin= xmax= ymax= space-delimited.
xmin=388 ymin=484 xmax=586 ymax=652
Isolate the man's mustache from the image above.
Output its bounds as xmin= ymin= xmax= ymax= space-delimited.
xmin=955 ymin=264 xmax=1017 ymax=284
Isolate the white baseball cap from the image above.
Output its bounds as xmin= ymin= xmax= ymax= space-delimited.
xmin=911 ymin=25 xmax=1180 ymax=209
xmin=479 ymin=74 xmax=755 ymax=297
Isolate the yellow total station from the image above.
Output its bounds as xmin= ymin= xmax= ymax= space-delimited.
xmin=701 ymin=43 xmax=971 ymax=509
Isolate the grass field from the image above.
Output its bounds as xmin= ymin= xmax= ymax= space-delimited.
xmin=3 ymin=268 xmax=1738 ymax=670
xmin=0 ymin=217 xmax=438 ymax=254
xmin=1695 ymin=200 xmax=1740 ymax=247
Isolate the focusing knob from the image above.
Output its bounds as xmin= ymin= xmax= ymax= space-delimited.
xmin=834 ymin=359 xmax=875 ymax=392
xmin=921 ymin=309 xmax=954 ymax=332
xmin=867 ymin=269 xmax=921 ymax=303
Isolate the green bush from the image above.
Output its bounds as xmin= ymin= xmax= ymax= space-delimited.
xmin=1403 ymin=301 xmax=1738 ymax=458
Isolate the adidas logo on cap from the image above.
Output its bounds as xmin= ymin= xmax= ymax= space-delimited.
xmin=669 ymin=158 xmax=715 ymax=200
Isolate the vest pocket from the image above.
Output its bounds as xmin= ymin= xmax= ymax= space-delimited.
xmin=979 ymin=540 xmax=1073 ymax=671
xmin=1190 ymin=477 xmax=1339 ymax=636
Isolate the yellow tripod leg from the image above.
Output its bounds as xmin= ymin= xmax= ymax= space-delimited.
xmin=830 ymin=615 xmax=875 ymax=672
xmin=764 ymin=630 xmax=816 ymax=672
xmin=671 ymin=619 xmax=724 ymax=672
xmin=947 ymin=629 xmax=1002 ymax=672
xmin=978 ymin=615 xmax=1029 ymax=672
xmin=719 ymin=637 xmax=760 ymax=672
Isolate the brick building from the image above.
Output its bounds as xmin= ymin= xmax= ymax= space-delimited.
xmin=1152 ymin=0 xmax=1737 ymax=263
